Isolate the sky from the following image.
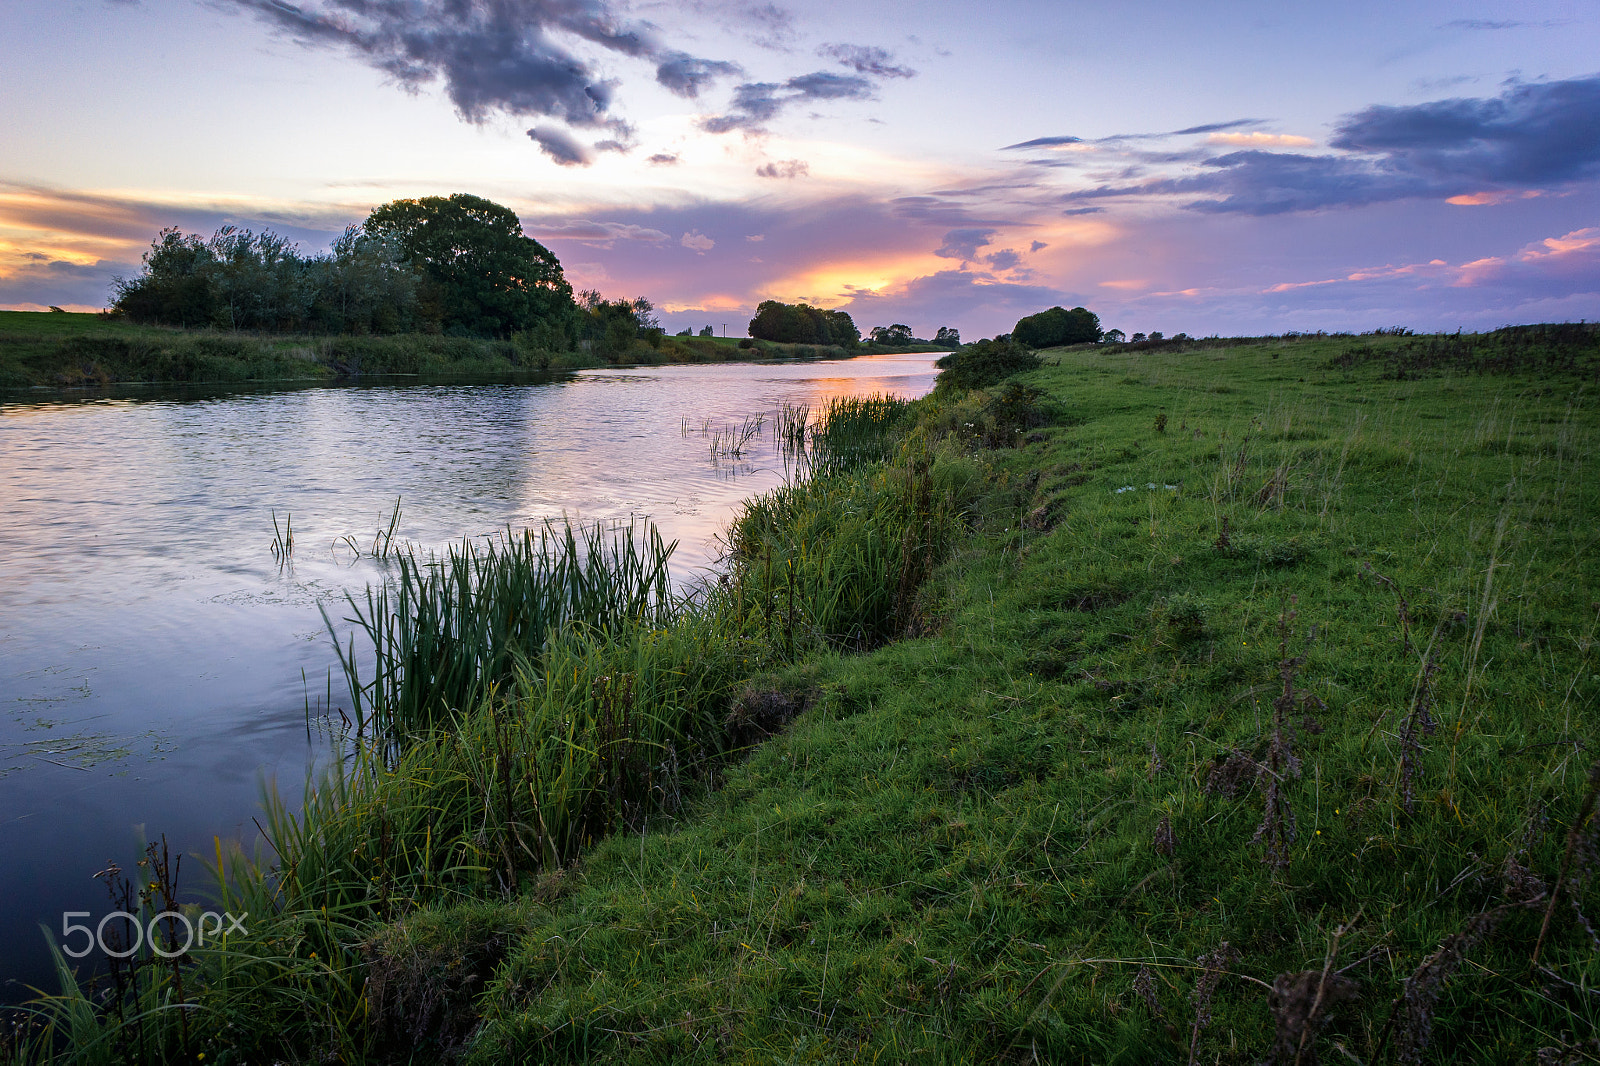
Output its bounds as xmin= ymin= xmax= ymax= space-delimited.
xmin=1 ymin=0 xmax=1596 ymax=339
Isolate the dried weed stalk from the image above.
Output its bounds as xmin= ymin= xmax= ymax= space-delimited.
xmin=1188 ymin=942 xmax=1239 ymax=1066
xmin=1265 ymin=912 xmax=1364 ymax=1066
xmin=1254 ymin=599 xmax=1324 ymax=869
xmin=1395 ymin=657 xmax=1439 ymax=816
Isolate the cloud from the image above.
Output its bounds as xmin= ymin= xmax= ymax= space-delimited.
xmin=1060 ymin=75 xmax=1600 ymax=215
xmin=647 ymin=152 xmax=680 ymax=165
xmin=728 ymin=1 xmax=796 ymax=50
xmin=524 ymin=219 xmax=670 ymax=243
xmin=746 ymin=234 xmax=765 ymax=241
xmin=817 ymin=43 xmax=916 ymax=79
xmin=1208 ymin=132 xmax=1315 ymax=147
xmin=681 ymin=230 xmax=715 ymax=252
xmin=1029 ymin=240 xmax=1048 ymax=253
xmin=1062 ymin=207 xmax=1103 ymax=216
xmin=1003 ymin=119 xmax=1265 ymax=151
xmin=654 ymin=52 xmax=743 ymax=98
xmin=756 ymin=159 xmax=809 ymax=179
xmin=215 ymin=0 xmax=745 ymax=159
xmin=985 ymin=248 xmax=1021 ymax=271
xmin=934 ymin=228 xmax=996 ymax=260
xmin=1002 ymin=135 xmax=1084 ymax=150
xmin=1452 ymin=226 xmax=1600 ymax=291
xmin=1329 ymin=75 xmax=1600 ymax=185
xmin=836 ymin=268 xmax=1076 ymax=338
xmin=1438 ymin=18 xmax=1571 ymax=31
xmin=700 ymin=70 xmax=876 ymax=133
xmin=527 ymin=127 xmax=592 ymax=166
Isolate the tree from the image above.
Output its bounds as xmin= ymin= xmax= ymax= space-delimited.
xmin=934 ymin=326 xmax=961 ymax=346
xmin=869 ymin=323 xmax=914 ymax=346
xmin=1103 ymin=328 xmax=1126 ymax=344
xmin=1011 ymin=305 xmax=1102 ymax=348
xmin=698 ymin=325 xmax=714 ymax=337
xmin=363 ymin=193 xmax=573 ymax=337
xmin=933 ymin=338 xmax=1041 ymax=390
xmin=111 ymin=228 xmax=217 ymax=328
xmin=747 ymin=300 xmax=860 ymax=346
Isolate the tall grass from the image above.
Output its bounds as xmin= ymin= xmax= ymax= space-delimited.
xmin=327 ymin=520 xmax=675 ymax=739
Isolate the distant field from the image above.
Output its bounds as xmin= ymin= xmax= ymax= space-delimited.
xmin=0 ymin=310 xmax=932 ymax=390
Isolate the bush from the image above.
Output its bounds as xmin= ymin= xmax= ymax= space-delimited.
xmin=933 ymin=338 xmax=1042 ymax=390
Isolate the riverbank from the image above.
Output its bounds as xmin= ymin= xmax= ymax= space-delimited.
xmin=0 ymin=311 xmax=946 ymax=389
xmin=14 ymin=328 xmax=1600 ymax=1063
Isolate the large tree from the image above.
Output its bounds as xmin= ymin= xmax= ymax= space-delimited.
xmin=1012 ymin=305 xmax=1102 ymax=348
xmin=363 ymin=194 xmax=573 ymax=337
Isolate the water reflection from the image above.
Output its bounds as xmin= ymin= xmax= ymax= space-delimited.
xmin=0 ymin=352 xmax=939 ymax=996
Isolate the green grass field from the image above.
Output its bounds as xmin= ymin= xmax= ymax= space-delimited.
xmin=11 ymin=328 xmax=1599 ymax=1064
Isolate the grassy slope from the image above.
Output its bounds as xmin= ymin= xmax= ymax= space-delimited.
xmin=428 ymin=335 xmax=1600 ymax=1063
xmin=0 ymin=311 xmax=935 ymax=389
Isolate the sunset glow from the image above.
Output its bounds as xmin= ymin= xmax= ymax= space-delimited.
xmin=0 ymin=0 xmax=1594 ymax=335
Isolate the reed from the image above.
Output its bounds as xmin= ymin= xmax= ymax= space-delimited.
xmin=326 ymin=519 xmax=676 ymax=740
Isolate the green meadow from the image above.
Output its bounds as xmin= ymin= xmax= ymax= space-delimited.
xmin=9 ymin=326 xmax=1599 ymax=1064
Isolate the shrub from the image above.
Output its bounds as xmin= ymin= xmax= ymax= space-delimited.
xmin=933 ymin=338 xmax=1041 ymax=390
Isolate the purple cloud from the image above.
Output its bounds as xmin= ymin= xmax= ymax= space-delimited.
xmin=1060 ymin=76 xmax=1600 ymax=215
xmin=818 ymin=43 xmax=916 ymax=79
xmin=934 ymin=228 xmax=997 ymax=260
xmin=528 ymin=127 xmax=592 ymax=166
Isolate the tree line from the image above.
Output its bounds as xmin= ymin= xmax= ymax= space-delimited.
xmin=113 ymin=191 xmax=1152 ymax=359
xmin=745 ymin=301 xmax=964 ymax=349
xmin=110 ymin=194 xmax=655 ymax=356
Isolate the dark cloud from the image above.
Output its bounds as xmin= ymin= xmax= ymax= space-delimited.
xmin=216 ymin=0 xmax=741 ymax=162
xmin=1329 ymin=75 xmax=1600 ymax=185
xmin=700 ymin=70 xmax=874 ymax=133
xmin=1002 ymin=135 xmax=1084 ymax=150
xmin=934 ymin=228 xmax=996 ymax=260
xmin=527 ymin=126 xmax=592 ymax=166
xmin=0 ymin=257 xmax=120 ymax=311
xmin=647 ymin=152 xmax=680 ymax=166
xmin=655 ymin=52 xmax=743 ymax=98
xmin=890 ymin=196 xmax=1021 ymax=227
xmin=1062 ymin=76 xmax=1600 ymax=215
xmin=1063 ymin=206 xmax=1103 ymax=215
xmin=818 ymin=43 xmax=916 ymax=79
xmin=985 ymin=248 xmax=1021 ymax=271
xmin=732 ymin=2 xmax=796 ymax=50
xmin=756 ymin=159 xmax=810 ymax=179
xmin=1029 ymin=240 xmax=1048 ymax=252
xmin=1164 ymin=119 xmax=1263 ymax=137
xmin=785 ymin=71 xmax=876 ymax=99
xmin=1438 ymin=18 xmax=1572 ymax=30
xmin=1003 ymin=120 xmax=1263 ymax=151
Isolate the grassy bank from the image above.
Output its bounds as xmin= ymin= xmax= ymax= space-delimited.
xmin=11 ymin=327 xmax=1600 ymax=1063
xmin=0 ymin=310 xmax=935 ymax=389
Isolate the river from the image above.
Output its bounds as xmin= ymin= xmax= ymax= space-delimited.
xmin=0 ymin=351 xmax=940 ymax=997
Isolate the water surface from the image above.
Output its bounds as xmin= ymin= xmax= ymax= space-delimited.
xmin=0 ymin=352 xmax=939 ymax=996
